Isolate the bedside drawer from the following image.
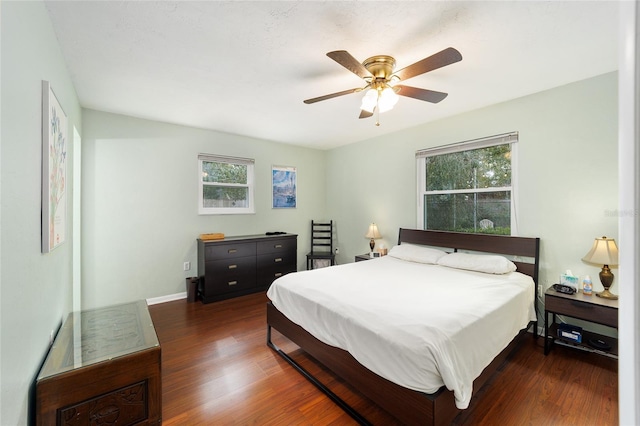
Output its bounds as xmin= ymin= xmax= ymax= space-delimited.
xmin=545 ymin=294 xmax=617 ymax=328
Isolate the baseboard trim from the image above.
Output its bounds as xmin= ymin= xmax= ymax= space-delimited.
xmin=146 ymin=292 xmax=186 ymax=305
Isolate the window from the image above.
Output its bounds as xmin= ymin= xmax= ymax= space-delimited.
xmin=198 ymin=154 xmax=255 ymax=215
xmin=416 ymin=132 xmax=518 ymax=235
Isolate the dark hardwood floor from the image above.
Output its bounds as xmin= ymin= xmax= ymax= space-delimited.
xmin=149 ymin=293 xmax=618 ymax=425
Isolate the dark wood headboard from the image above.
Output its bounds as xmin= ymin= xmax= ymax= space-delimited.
xmin=397 ymin=228 xmax=540 ymax=284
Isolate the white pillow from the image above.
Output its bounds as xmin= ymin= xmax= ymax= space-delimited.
xmin=388 ymin=243 xmax=447 ymax=264
xmin=437 ymin=252 xmax=517 ymax=274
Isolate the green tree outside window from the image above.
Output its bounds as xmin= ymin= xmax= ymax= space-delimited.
xmin=424 ymin=144 xmax=512 ymax=235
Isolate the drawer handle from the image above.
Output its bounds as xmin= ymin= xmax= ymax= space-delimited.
xmin=228 ymin=281 xmax=238 ymax=286
xmin=571 ymin=301 xmax=593 ymax=308
xmin=274 ymin=258 xmax=283 ymax=263
xmin=228 ymin=264 xmax=237 ymax=269
xmin=274 ymin=244 xmax=283 ymax=248
xmin=228 ymin=249 xmax=237 ymax=254
xmin=274 ymin=272 xmax=283 ymax=278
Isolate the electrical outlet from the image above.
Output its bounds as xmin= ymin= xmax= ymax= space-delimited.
xmin=183 ymin=261 xmax=191 ymax=271
xmin=335 ymin=247 xmax=339 ymax=254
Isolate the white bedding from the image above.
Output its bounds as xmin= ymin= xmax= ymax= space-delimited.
xmin=266 ymin=255 xmax=536 ymax=409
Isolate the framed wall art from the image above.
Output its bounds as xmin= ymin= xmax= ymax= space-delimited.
xmin=42 ymin=80 xmax=68 ymax=253
xmin=272 ymin=165 xmax=297 ymax=208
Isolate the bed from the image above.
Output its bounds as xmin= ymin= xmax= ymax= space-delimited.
xmin=266 ymin=228 xmax=540 ymax=425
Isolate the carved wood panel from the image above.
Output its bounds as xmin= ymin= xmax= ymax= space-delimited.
xmin=59 ymin=381 xmax=147 ymax=426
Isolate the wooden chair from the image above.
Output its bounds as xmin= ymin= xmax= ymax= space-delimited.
xmin=306 ymin=220 xmax=335 ymax=270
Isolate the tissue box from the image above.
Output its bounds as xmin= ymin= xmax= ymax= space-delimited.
xmin=560 ymin=273 xmax=579 ymax=290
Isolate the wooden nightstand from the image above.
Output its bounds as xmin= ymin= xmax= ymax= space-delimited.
xmin=544 ymin=287 xmax=618 ymax=357
xmin=355 ymin=253 xmax=379 ymax=262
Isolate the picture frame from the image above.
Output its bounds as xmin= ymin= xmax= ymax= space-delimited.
xmin=42 ymin=80 xmax=68 ymax=253
xmin=272 ymin=165 xmax=297 ymax=208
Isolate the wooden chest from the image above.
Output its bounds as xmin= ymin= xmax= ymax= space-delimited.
xmin=35 ymin=300 xmax=161 ymax=425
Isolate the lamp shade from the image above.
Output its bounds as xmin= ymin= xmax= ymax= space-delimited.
xmin=582 ymin=236 xmax=619 ymax=266
xmin=365 ymin=223 xmax=381 ymax=239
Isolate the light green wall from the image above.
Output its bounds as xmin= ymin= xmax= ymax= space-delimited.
xmin=0 ymin=1 xmax=619 ymax=423
xmin=328 ymin=72 xmax=618 ymax=298
xmin=0 ymin=1 xmax=82 ymax=424
xmin=81 ymin=109 xmax=326 ymax=309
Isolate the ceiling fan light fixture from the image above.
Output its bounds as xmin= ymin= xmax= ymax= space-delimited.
xmin=360 ymin=88 xmax=378 ymax=113
xmin=361 ymin=85 xmax=398 ymax=114
xmin=378 ymin=87 xmax=399 ymax=113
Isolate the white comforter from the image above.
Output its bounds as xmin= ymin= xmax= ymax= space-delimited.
xmin=266 ymin=255 xmax=536 ymax=409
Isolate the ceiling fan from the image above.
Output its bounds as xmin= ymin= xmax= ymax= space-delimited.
xmin=303 ymin=47 xmax=462 ymax=125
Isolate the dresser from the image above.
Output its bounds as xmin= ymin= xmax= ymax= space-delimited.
xmin=35 ymin=300 xmax=161 ymax=425
xmin=197 ymin=233 xmax=297 ymax=304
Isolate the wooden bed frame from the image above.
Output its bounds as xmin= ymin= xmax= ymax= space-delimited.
xmin=267 ymin=228 xmax=540 ymax=426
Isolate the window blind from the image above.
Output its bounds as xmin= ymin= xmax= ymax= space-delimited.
xmin=198 ymin=154 xmax=255 ymax=165
xmin=415 ymin=132 xmax=518 ymax=158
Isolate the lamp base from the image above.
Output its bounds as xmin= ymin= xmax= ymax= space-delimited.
xmin=597 ymin=265 xmax=617 ymax=299
xmin=596 ymin=289 xmax=618 ymax=300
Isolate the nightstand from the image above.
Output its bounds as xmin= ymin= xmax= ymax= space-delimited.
xmin=355 ymin=253 xmax=379 ymax=262
xmin=544 ymin=287 xmax=618 ymax=357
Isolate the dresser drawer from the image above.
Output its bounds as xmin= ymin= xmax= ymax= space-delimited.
xmin=204 ymin=271 xmax=256 ymax=294
xmin=205 ymin=257 xmax=256 ymax=294
xmin=256 ymin=250 xmax=296 ymax=289
xmin=208 ymin=256 xmax=256 ymax=274
xmin=257 ymin=265 xmax=296 ymax=288
xmin=205 ymin=242 xmax=256 ymax=259
xmin=257 ymin=238 xmax=296 ymax=255
xmin=256 ymin=252 xmax=295 ymax=269
xmin=205 ymin=272 xmax=256 ymax=294
xmin=545 ymin=294 xmax=617 ymax=328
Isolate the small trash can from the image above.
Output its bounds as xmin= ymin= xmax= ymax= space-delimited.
xmin=186 ymin=277 xmax=199 ymax=303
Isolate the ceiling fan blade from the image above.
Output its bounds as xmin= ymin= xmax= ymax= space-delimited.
xmin=395 ymin=85 xmax=448 ymax=103
xmin=303 ymin=88 xmax=361 ymax=104
xmin=359 ymin=109 xmax=373 ymax=119
xmin=327 ymin=50 xmax=372 ymax=79
xmin=394 ymin=47 xmax=462 ymax=81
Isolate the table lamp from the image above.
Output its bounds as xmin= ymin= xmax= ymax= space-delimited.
xmin=581 ymin=236 xmax=619 ymax=299
xmin=365 ymin=223 xmax=381 ymax=256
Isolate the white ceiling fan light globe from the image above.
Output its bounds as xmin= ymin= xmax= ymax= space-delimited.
xmin=360 ymin=88 xmax=378 ymax=113
xmin=378 ymin=87 xmax=399 ymax=113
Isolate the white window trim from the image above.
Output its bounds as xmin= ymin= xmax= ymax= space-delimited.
xmin=198 ymin=154 xmax=255 ymax=215
xmin=510 ymin=142 xmax=519 ymax=235
xmin=416 ymin=132 xmax=519 ymax=235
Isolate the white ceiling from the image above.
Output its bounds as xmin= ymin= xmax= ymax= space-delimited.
xmin=45 ymin=1 xmax=619 ymax=150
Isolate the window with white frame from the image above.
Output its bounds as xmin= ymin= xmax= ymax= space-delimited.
xmin=416 ymin=132 xmax=518 ymax=235
xmin=198 ymin=154 xmax=255 ymax=215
